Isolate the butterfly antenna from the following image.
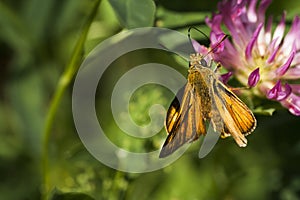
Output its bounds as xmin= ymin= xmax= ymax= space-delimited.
xmin=203 ymin=34 xmax=229 ymax=58
xmin=188 ymin=27 xmax=210 ymax=53
xmin=188 ymin=27 xmax=210 ymax=41
xmin=188 ymin=27 xmax=229 ymax=59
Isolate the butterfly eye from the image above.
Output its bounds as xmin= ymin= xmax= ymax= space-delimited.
xmin=200 ymin=59 xmax=207 ymax=66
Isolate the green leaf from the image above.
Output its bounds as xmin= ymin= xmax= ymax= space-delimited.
xmin=253 ymin=107 xmax=276 ymax=116
xmin=108 ymin=0 xmax=156 ymax=28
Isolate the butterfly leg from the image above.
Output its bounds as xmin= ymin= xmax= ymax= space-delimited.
xmin=214 ymin=63 xmax=222 ymax=73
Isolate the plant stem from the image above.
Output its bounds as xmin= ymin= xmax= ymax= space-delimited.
xmin=41 ymin=1 xmax=101 ymax=199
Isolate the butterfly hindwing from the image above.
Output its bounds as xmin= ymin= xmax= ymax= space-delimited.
xmin=210 ymin=79 xmax=256 ymax=147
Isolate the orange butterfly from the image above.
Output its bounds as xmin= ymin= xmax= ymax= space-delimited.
xmin=159 ymin=52 xmax=256 ymax=158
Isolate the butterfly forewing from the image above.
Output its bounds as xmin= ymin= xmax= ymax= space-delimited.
xmin=160 ymin=75 xmax=207 ymax=158
xmin=221 ymin=86 xmax=256 ymax=135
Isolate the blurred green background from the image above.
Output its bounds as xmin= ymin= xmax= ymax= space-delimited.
xmin=1 ymin=0 xmax=300 ymax=199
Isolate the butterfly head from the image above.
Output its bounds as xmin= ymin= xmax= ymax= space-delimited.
xmin=189 ymin=53 xmax=210 ymax=69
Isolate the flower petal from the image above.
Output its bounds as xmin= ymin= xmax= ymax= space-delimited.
xmin=267 ymin=80 xmax=281 ymax=99
xmin=205 ymin=14 xmax=223 ymax=33
xmin=282 ymin=16 xmax=300 ymax=51
xmin=258 ymin=0 xmax=272 ymax=21
xmin=218 ymin=0 xmax=243 ymax=45
xmin=272 ymin=12 xmax=286 ymax=46
xmin=210 ymin=32 xmax=226 ymax=53
xmin=247 ymin=0 xmax=258 ymax=23
xmin=276 ymin=44 xmax=296 ymax=76
xmin=267 ymin=38 xmax=280 ymax=63
xmin=267 ymin=80 xmax=292 ymax=101
xmin=282 ymin=66 xmax=300 ymax=79
xmin=264 ymin=16 xmax=273 ymax=44
xmin=248 ymin=67 xmax=260 ymax=87
xmin=220 ymin=71 xmax=233 ymax=84
xmin=277 ymin=83 xmax=292 ymax=101
xmin=245 ymin=23 xmax=263 ymax=60
xmin=281 ymin=94 xmax=300 ymax=116
xmin=289 ymin=104 xmax=300 ymax=116
xmin=192 ymin=40 xmax=208 ymax=55
xmin=290 ymin=84 xmax=300 ymax=95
